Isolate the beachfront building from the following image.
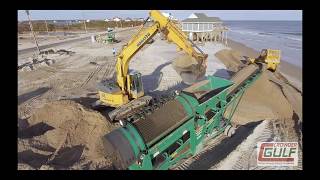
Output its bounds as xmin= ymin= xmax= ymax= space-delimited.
xmin=113 ymin=17 xmax=122 ymax=22
xmin=181 ymin=13 xmax=228 ymax=45
xmin=125 ymin=18 xmax=132 ymax=22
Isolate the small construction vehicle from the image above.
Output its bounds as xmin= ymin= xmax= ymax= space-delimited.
xmin=249 ymin=49 xmax=281 ymax=71
xmin=106 ymin=28 xmax=116 ymax=43
xmin=94 ymin=10 xmax=208 ymax=121
xmin=94 ymin=28 xmax=118 ymax=44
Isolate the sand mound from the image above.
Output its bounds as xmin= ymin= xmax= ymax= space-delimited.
xmin=172 ymin=54 xmax=206 ymax=84
xmin=215 ymin=49 xmax=294 ymax=125
xmin=229 ymin=72 xmax=294 ymax=125
xmin=172 ymin=55 xmax=199 ymax=68
xmin=18 ymin=100 xmax=114 ymax=169
xmin=215 ymin=49 xmax=244 ymax=72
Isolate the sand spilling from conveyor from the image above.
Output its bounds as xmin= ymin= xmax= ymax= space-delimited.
xmin=216 ymin=49 xmax=294 ymax=125
xmin=18 ymin=100 xmax=114 ymax=169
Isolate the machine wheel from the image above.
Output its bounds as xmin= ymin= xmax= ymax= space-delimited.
xmin=224 ymin=125 xmax=236 ymax=137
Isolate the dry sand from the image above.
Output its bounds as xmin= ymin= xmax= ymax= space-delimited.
xmin=230 ymin=72 xmax=294 ymax=124
xmin=174 ymin=40 xmax=303 ymax=170
xmin=18 ymin=27 xmax=135 ymax=51
xmin=214 ymin=47 xmax=295 ymax=123
xmin=211 ymin=41 xmax=302 ymax=170
xmin=214 ymin=46 xmax=300 ymax=124
xmin=17 ymin=24 xmax=302 ymax=170
xmin=215 ymin=49 xmax=243 ymax=72
xmin=18 ymin=35 xmax=230 ymax=170
xmin=18 ymin=100 xmax=115 ymax=170
xmin=129 ymin=36 xmax=228 ymax=96
xmin=224 ymin=39 xmax=302 ymax=120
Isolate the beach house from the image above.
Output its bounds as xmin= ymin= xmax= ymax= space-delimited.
xmin=125 ymin=18 xmax=132 ymax=22
xmin=181 ymin=13 xmax=228 ymax=44
xmin=113 ymin=17 xmax=122 ymax=22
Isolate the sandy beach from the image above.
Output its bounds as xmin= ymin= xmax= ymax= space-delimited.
xmin=215 ymin=39 xmax=302 ymax=120
xmin=227 ymin=39 xmax=302 ymax=91
xmin=17 ymin=26 xmax=303 ymax=170
xmin=210 ymin=39 xmax=303 ymax=170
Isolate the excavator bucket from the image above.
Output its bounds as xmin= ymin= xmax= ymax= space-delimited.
xmin=172 ymin=55 xmax=207 ymax=85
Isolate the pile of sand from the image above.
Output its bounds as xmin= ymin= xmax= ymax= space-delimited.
xmin=172 ymin=55 xmax=199 ymax=68
xmin=215 ymin=49 xmax=294 ymax=125
xmin=172 ymin=54 xmax=207 ymax=84
xmin=215 ymin=47 xmax=302 ymax=166
xmin=18 ymin=100 xmax=114 ymax=170
xmin=215 ymin=49 xmax=244 ymax=72
xmin=230 ymin=72 xmax=294 ymax=125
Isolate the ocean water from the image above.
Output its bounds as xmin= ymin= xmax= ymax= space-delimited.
xmin=225 ymin=21 xmax=302 ymax=68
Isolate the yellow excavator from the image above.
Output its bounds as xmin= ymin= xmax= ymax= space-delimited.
xmin=93 ymin=10 xmax=208 ymax=121
xmin=249 ymin=49 xmax=281 ymax=71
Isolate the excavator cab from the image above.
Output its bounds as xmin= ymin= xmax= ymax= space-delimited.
xmin=127 ymin=71 xmax=144 ymax=99
xmin=95 ymin=71 xmax=144 ymax=109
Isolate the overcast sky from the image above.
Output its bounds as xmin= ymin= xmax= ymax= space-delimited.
xmin=18 ymin=10 xmax=302 ymax=21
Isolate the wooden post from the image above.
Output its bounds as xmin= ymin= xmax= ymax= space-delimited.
xmin=45 ymin=20 xmax=49 ymax=35
xmin=25 ymin=10 xmax=40 ymax=54
xmin=225 ymin=31 xmax=228 ymax=46
xmin=221 ymin=31 xmax=224 ymax=43
xmin=67 ymin=21 xmax=70 ymax=31
xmin=83 ymin=20 xmax=87 ymax=34
xmin=81 ymin=11 xmax=87 ymax=34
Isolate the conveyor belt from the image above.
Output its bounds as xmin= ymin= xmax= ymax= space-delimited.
xmin=133 ymin=99 xmax=188 ymax=145
xmin=183 ymin=80 xmax=210 ymax=99
xmin=227 ymin=64 xmax=259 ymax=96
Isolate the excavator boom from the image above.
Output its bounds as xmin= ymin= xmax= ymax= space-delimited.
xmin=116 ymin=10 xmax=208 ymax=93
xmin=150 ymin=10 xmax=207 ymax=62
xmin=96 ymin=10 xmax=208 ymax=115
xmin=116 ymin=22 xmax=160 ymax=92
